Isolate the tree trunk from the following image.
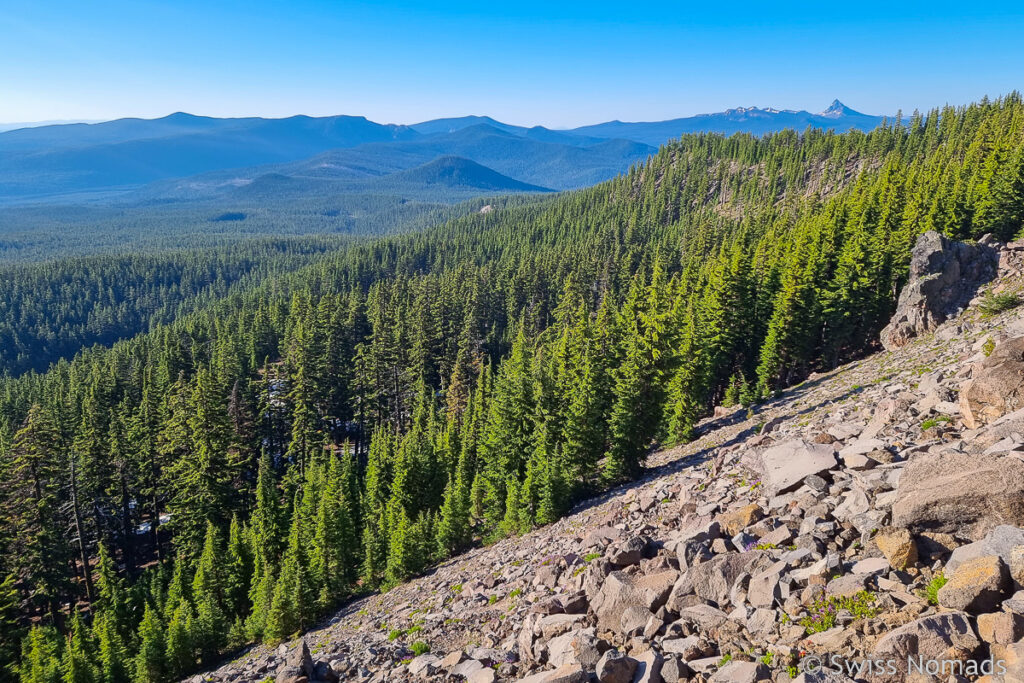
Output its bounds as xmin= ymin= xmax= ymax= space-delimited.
xmin=68 ymin=454 xmax=95 ymax=603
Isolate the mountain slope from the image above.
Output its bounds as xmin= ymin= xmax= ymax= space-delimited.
xmin=0 ymin=113 xmax=418 ymax=200
xmin=571 ymin=100 xmax=889 ymax=145
xmin=384 ymin=156 xmax=552 ymax=192
xmin=196 ymin=240 xmax=1024 ymax=683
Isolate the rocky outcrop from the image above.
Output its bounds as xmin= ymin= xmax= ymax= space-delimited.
xmin=880 ymin=230 xmax=998 ymax=350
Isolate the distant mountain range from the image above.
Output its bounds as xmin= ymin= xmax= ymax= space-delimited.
xmin=0 ymin=101 xmax=893 ymax=204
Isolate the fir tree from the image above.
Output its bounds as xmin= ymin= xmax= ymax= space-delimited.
xmin=132 ymin=605 xmax=166 ymax=683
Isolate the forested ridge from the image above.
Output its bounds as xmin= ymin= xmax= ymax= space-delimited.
xmin=2 ymin=94 xmax=1024 ymax=683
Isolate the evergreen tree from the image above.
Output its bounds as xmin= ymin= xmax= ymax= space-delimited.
xmin=190 ymin=523 xmax=226 ymax=660
xmin=132 ymin=605 xmax=166 ymax=683
xmin=93 ymin=614 xmax=129 ymax=683
xmin=263 ymin=494 xmax=313 ymax=643
xmin=18 ymin=627 xmax=62 ymax=683
xmin=163 ymin=601 xmax=195 ymax=680
xmin=60 ymin=614 xmax=97 ymax=683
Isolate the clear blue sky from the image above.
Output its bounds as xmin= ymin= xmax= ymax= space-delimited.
xmin=3 ymin=0 xmax=1024 ymax=128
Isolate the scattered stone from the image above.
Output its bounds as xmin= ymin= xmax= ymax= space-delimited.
xmin=719 ymin=504 xmax=764 ymax=536
xmin=946 ymin=525 xmax=1024 ymax=574
xmin=518 ymin=664 xmax=589 ymax=683
xmin=870 ymin=612 xmax=980 ymax=683
xmin=976 ymin=610 xmax=1024 ymax=645
xmin=594 ymin=649 xmax=636 ymax=683
xmin=708 ymin=660 xmax=769 ymax=682
xmin=631 ymin=649 xmax=663 ymax=683
xmin=873 ymin=527 xmax=917 ymax=569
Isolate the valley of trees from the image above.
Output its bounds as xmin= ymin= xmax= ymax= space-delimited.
xmin=0 ymin=193 xmax=519 ymax=264
xmin=0 ymin=237 xmax=349 ymax=376
xmin=2 ymin=94 xmax=1024 ymax=683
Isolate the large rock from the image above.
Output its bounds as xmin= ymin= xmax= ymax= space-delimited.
xmin=880 ymin=230 xmax=998 ymax=350
xmin=591 ymin=569 xmax=678 ymax=633
xmin=668 ymin=552 xmax=763 ymax=609
xmin=758 ymin=440 xmax=837 ymax=496
xmin=708 ymin=661 xmax=769 ymax=682
xmin=792 ymin=671 xmax=857 ymax=683
xmin=869 ymin=612 xmax=980 ymax=683
xmin=976 ymin=610 xmax=1024 ymax=644
xmin=595 ymin=650 xmax=636 ymax=683
xmin=873 ymin=527 xmax=918 ymax=570
xmin=631 ymin=649 xmax=663 ymax=683
xmin=937 ymin=555 xmax=1011 ymax=613
xmin=960 ymin=336 xmax=1024 ymax=428
xmin=946 ymin=525 xmax=1024 ymax=575
xmin=518 ymin=664 xmax=590 ymax=683
xmin=891 ymin=451 xmax=1024 ymax=541
xmin=276 ymin=641 xmax=315 ymax=683
xmin=718 ymin=504 xmax=764 ymax=537
xmin=407 ymin=654 xmax=441 ymax=677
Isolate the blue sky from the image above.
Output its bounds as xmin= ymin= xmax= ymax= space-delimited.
xmin=3 ymin=0 xmax=1024 ymax=127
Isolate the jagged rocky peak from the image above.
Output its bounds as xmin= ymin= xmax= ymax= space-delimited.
xmin=819 ymin=99 xmax=852 ymax=117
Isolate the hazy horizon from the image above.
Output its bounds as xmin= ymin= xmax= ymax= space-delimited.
xmin=0 ymin=98 xmax=894 ymax=132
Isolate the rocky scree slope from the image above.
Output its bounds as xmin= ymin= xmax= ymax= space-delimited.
xmin=197 ymin=233 xmax=1024 ymax=683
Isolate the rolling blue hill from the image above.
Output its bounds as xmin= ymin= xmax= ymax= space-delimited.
xmin=0 ymin=101 xmax=893 ymax=204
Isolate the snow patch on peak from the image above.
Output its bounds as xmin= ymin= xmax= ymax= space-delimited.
xmin=820 ymin=99 xmax=852 ymax=118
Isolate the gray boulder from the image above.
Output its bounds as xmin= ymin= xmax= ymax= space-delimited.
xmin=591 ymin=569 xmax=678 ymax=633
xmin=937 ymin=555 xmax=1011 ymax=613
xmin=708 ymin=661 xmax=769 ymax=682
xmin=892 ymin=450 xmax=1024 ymax=541
xmin=594 ymin=650 xmax=636 ymax=683
xmin=668 ymin=552 xmax=764 ymax=609
xmin=758 ymin=440 xmax=837 ymax=496
xmin=961 ymin=336 xmax=1024 ymax=428
xmin=946 ymin=525 xmax=1024 ymax=574
xmin=869 ymin=612 xmax=979 ymax=682
xmin=518 ymin=664 xmax=590 ymax=683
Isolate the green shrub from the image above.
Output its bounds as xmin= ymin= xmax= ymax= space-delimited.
xmin=583 ymin=552 xmax=602 ymax=562
xmin=921 ymin=415 xmax=951 ymax=430
xmin=922 ymin=572 xmax=948 ymax=605
xmin=799 ymin=591 xmax=879 ymax=634
xmin=388 ymin=629 xmax=404 ymax=641
xmin=410 ymin=641 xmax=430 ymax=656
xmin=979 ymin=292 xmax=1021 ymax=317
